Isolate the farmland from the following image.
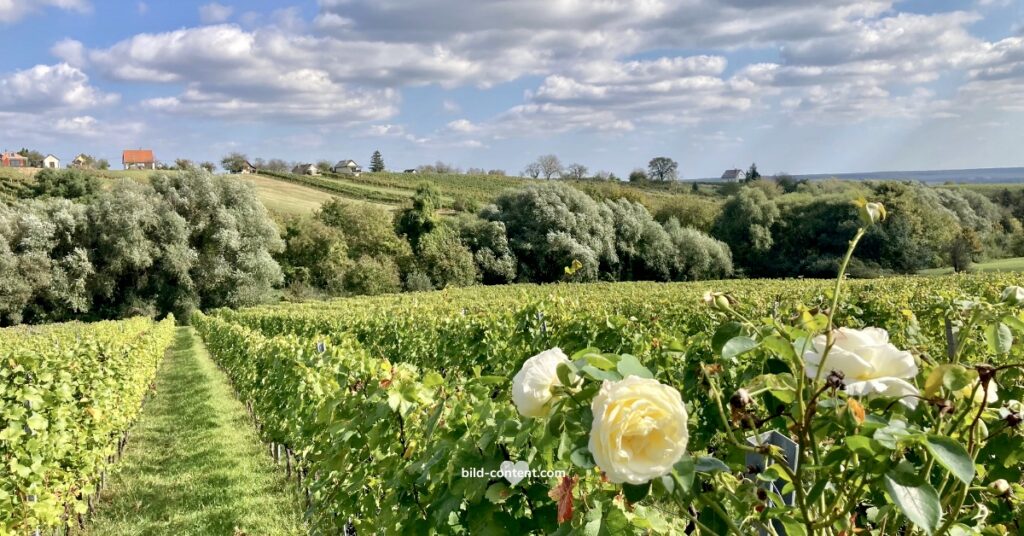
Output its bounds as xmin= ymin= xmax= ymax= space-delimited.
xmin=193 ymin=270 xmax=1024 ymax=534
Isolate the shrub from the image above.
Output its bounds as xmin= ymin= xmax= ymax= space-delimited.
xmin=344 ymin=255 xmax=401 ymax=296
xmin=416 ymin=225 xmax=477 ymax=288
xmin=483 ymin=183 xmax=616 ymax=282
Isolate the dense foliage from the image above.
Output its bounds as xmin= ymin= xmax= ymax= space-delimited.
xmin=0 ymin=169 xmax=283 ymax=325
xmin=0 ymin=316 xmax=176 ymax=533
xmin=197 ymin=261 xmax=1024 ymax=533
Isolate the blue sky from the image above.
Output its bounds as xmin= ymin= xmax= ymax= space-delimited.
xmin=1 ymin=0 xmax=1022 ymax=177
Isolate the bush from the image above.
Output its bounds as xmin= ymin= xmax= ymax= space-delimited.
xmin=483 ymin=183 xmax=616 ymax=282
xmin=26 ymin=168 xmax=99 ymax=199
xmin=404 ymin=271 xmax=434 ymax=292
xmin=277 ymin=217 xmax=348 ymax=294
xmin=0 ymin=169 xmax=284 ymax=325
xmin=455 ymin=215 xmax=517 ymax=284
xmin=416 ymin=225 xmax=477 ymax=288
xmin=663 ymin=218 xmax=734 ymax=280
xmin=344 ymin=255 xmax=402 ymax=296
xmin=652 ymin=195 xmax=721 ymax=232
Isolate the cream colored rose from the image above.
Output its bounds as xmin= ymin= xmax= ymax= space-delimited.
xmin=589 ymin=376 xmax=689 ymax=485
xmin=804 ymin=327 xmax=921 ymax=409
xmin=511 ymin=348 xmax=571 ymax=418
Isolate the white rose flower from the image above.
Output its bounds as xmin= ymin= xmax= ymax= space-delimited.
xmin=1001 ymin=286 xmax=1024 ymax=305
xmin=511 ymin=348 xmax=571 ymax=418
xmin=804 ymin=327 xmax=921 ymax=409
xmin=589 ymin=376 xmax=689 ymax=485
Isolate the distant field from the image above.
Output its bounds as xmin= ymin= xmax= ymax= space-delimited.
xmin=919 ymin=256 xmax=1024 ymax=276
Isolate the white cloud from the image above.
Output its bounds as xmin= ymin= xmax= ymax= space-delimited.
xmin=51 ymin=38 xmax=86 ymax=66
xmin=0 ymin=63 xmax=117 ymax=111
xmin=137 ymin=1 xmax=147 ymax=15
xmin=199 ymin=2 xmax=233 ymax=24
xmin=0 ymin=0 xmax=90 ymax=23
xmin=442 ymin=99 xmax=460 ymax=113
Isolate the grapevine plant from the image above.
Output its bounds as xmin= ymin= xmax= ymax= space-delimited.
xmin=506 ymin=200 xmax=1024 ymax=535
xmin=0 ymin=317 xmax=177 ymax=535
xmin=194 ymin=199 xmax=1023 ymax=535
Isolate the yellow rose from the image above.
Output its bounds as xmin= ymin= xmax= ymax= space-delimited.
xmin=589 ymin=376 xmax=689 ymax=485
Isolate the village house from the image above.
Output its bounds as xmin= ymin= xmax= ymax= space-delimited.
xmin=292 ymin=163 xmax=319 ymax=176
xmin=70 ymin=154 xmax=92 ymax=169
xmin=403 ymin=169 xmax=418 ymax=174
xmin=42 ymin=154 xmax=60 ymax=169
xmin=123 ymin=149 xmax=156 ymax=170
xmin=331 ymin=159 xmax=362 ymax=176
xmin=1 ymin=151 xmax=29 ymax=168
xmin=235 ymin=160 xmax=257 ymax=174
xmin=720 ymin=168 xmax=746 ymax=182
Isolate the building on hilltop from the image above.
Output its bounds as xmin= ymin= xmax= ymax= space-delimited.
xmin=721 ymin=168 xmax=746 ymax=182
xmin=235 ymin=160 xmax=257 ymax=174
xmin=0 ymin=151 xmax=29 ymax=168
xmin=332 ymin=159 xmax=362 ymax=176
xmin=292 ymin=163 xmax=319 ymax=176
xmin=123 ymin=149 xmax=156 ymax=170
xmin=70 ymin=154 xmax=92 ymax=169
xmin=42 ymin=154 xmax=60 ymax=169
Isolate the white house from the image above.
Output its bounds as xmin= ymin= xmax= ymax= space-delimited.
xmin=42 ymin=154 xmax=60 ymax=169
xmin=332 ymin=159 xmax=362 ymax=176
xmin=292 ymin=163 xmax=320 ymax=176
xmin=721 ymin=169 xmax=746 ymax=182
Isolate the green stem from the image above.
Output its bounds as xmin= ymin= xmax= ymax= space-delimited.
xmin=696 ymin=494 xmax=745 ymax=536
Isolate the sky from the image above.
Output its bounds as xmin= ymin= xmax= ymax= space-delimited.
xmin=0 ymin=0 xmax=1022 ymax=178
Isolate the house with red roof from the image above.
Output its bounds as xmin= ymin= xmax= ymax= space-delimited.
xmin=1 ymin=151 xmax=29 ymax=168
xmin=122 ymin=149 xmax=156 ymax=170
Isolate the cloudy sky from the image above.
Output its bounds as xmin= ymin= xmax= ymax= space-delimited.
xmin=0 ymin=0 xmax=1022 ymax=177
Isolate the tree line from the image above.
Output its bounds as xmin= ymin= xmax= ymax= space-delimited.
xmin=2 ymin=167 xmax=1023 ymax=326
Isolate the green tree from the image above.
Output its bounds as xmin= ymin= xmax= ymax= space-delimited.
xmin=744 ymin=162 xmax=761 ymax=182
xmin=653 ymin=195 xmax=721 ymax=232
xmin=483 ymin=183 xmax=616 ymax=282
xmin=277 ymin=216 xmax=349 ymax=294
xmin=220 ymin=152 xmax=249 ymax=173
xmin=416 ymin=225 xmax=477 ymax=288
xmin=647 ymin=157 xmax=678 ymax=181
xmin=628 ymin=169 xmax=648 ymax=182
xmin=455 ymin=215 xmax=517 ymax=284
xmin=663 ymin=217 xmax=734 ymax=280
xmin=950 ymin=228 xmax=983 ymax=273
xmin=604 ymin=198 xmax=675 ymax=281
xmin=318 ymin=198 xmax=411 ymax=260
xmin=713 ymin=187 xmax=779 ymax=271
xmin=370 ymin=150 xmax=385 ymax=172
xmin=17 ymin=148 xmax=45 ymax=167
xmin=200 ymin=161 xmax=216 ymax=172
xmin=344 ymin=255 xmax=401 ymax=295
xmin=394 ymin=183 xmax=441 ymax=251
xmin=26 ymin=169 xmax=99 ymax=200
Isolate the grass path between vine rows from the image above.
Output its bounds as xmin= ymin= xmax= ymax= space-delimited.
xmin=86 ymin=327 xmax=306 ymax=535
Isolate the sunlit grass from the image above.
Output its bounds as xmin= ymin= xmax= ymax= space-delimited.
xmin=86 ymin=327 xmax=306 ymax=536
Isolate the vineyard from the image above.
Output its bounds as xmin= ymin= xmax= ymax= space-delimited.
xmin=0 ymin=316 xmax=176 ymax=534
xmin=194 ymin=272 xmax=1024 ymax=534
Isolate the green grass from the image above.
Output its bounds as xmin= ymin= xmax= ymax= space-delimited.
xmin=920 ymin=256 xmax=1024 ymax=276
xmin=86 ymin=327 xmax=305 ymax=536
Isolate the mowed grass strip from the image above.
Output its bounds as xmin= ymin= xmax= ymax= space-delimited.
xmin=86 ymin=327 xmax=305 ymax=536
